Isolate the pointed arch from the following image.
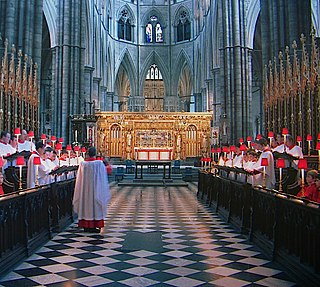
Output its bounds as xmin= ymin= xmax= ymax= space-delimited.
xmin=246 ymin=0 xmax=260 ymax=49
xmin=142 ymin=8 xmax=167 ymax=43
xmin=115 ymin=49 xmax=137 ymax=96
xmin=173 ymin=49 xmax=193 ymax=88
xmin=43 ymin=0 xmax=57 ymax=47
xmin=116 ymin=4 xmax=135 ymax=41
xmin=139 ymin=51 xmax=169 ymax=96
xmin=116 ymin=4 xmax=136 ymax=24
xmin=172 ymin=50 xmax=193 ymax=111
xmin=174 ymin=5 xmax=192 ymax=42
xmin=141 ymin=8 xmax=167 ymax=28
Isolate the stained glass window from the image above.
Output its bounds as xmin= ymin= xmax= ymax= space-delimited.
xmin=146 ymin=23 xmax=153 ymax=42
xmin=156 ymin=23 xmax=163 ymax=42
xmin=146 ymin=16 xmax=164 ymax=43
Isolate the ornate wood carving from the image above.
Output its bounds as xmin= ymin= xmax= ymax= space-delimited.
xmin=96 ymin=112 xmax=212 ymax=160
xmin=264 ymin=30 xmax=319 ymax=154
xmin=0 ymin=39 xmax=39 ymax=133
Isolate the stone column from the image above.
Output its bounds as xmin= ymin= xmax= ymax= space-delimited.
xmin=4 ymin=0 xmax=16 ymax=47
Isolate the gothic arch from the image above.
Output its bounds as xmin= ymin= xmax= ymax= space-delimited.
xmin=115 ymin=50 xmax=137 ymax=96
xmin=174 ymin=5 xmax=191 ymax=25
xmin=246 ymin=0 xmax=260 ymax=49
xmin=116 ymin=4 xmax=135 ymax=41
xmin=43 ymin=0 xmax=57 ymax=47
xmin=116 ymin=4 xmax=136 ymax=25
xmin=312 ymin=0 xmax=320 ymax=36
xmin=139 ymin=51 xmax=169 ymax=97
xmin=173 ymin=50 xmax=193 ymax=93
xmin=141 ymin=8 xmax=167 ymax=28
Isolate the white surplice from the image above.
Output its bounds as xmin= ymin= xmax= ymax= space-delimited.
xmin=73 ymin=160 xmax=110 ymax=224
xmin=27 ymin=152 xmax=52 ymax=188
xmin=252 ymin=150 xmax=275 ymax=189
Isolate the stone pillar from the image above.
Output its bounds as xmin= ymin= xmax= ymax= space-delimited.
xmin=93 ymin=77 xmax=101 ymax=112
xmin=49 ymin=0 xmax=86 ymax=141
xmin=4 ymin=0 xmax=15 ymax=47
xmin=83 ymin=66 xmax=95 ymax=114
xmin=106 ymin=92 xmax=114 ymax=111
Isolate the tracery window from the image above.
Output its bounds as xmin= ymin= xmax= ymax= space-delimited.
xmin=176 ymin=9 xmax=191 ymax=42
xmin=118 ymin=8 xmax=132 ymax=41
xmin=144 ymin=64 xmax=164 ymax=111
xmin=145 ymin=15 xmax=163 ymax=43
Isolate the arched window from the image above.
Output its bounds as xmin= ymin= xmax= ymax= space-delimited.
xmin=176 ymin=9 xmax=191 ymax=42
xmin=145 ymin=15 xmax=163 ymax=43
xmin=144 ymin=64 xmax=164 ymax=111
xmin=118 ymin=8 xmax=132 ymax=41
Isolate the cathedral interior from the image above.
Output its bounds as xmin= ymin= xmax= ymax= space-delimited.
xmin=0 ymin=0 xmax=318 ymax=158
xmin=1 ymin=1 xmax=320 ymax=286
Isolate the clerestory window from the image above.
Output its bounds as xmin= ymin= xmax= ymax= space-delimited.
xmin=145 ymin=15 xmax=163 ymax=43
xmin=118 ymin=8 xmax=132 ymax=41
xmin=176 ymin=10 xmax=191 ymax=42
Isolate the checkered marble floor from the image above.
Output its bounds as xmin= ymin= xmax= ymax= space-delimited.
xmin=0 ymin=183 xmax=298 ymax=287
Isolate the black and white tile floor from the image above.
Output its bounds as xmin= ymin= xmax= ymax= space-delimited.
xmin=0 ymin=183 xmax=298 ymax=287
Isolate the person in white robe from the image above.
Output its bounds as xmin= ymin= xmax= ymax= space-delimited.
xmin=0 ymin=131 xmax=16 ymax=170
xmin=18 ymin=129 xmax=35 ymax=152
xmin=272 ymin=133 xmax=286 ymax=153
xmin=252 ymin=138 xmax=276 ymax=189
xmin=27 ymin=142 xmax=52 ymax=188
xmin=285 ymin=135 xmax=304 ymax=169
xmin=73 ymin=147 xmax=110 ymax=233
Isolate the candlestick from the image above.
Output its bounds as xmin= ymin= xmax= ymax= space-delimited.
xmin=261 ymin=158 xmax=268 ymax=188
xmin=35 ymin=165 xmax=39 ymax=186
xmin=263 ymin=166 xmax=266 ymax=188
xmin=279 ymin=167 xmax=283 ymax=192
xmin=57 ymin=150 xmax=61 ymax=166
xmin=19 ymin=165 xmax=23 ymax=189
xmin=316 ymin=142 xmax=320 ymax=170
xmin=241 ymin=151 xmax=244 ymax=168
xmin=301 ymin=169 xmax=305 ymax=196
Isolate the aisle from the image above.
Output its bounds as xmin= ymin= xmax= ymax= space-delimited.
xmin=0 ymin=183 xmax=297 ymax=287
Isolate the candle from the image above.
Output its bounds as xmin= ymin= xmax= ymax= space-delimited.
xmin=306 ymin=134 xmax=312 ymax=156
xmin=298 ymin=159 xmax=308 ymax=196
xmin=316 ymin=142 xmax=320 ymax=170
xmin=268 ymin=131 xmax=274 ymax=146
xmin=261 ymin=158 xmax=268 ymax=188
xmin=16 ymin=156 xmax=24 ymax=190
xmin=277 ymin=158 xmax=285 ymax=192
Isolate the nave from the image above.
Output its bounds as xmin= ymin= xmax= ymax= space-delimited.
xmin=0 ymin=183 xmax=297 ymax=287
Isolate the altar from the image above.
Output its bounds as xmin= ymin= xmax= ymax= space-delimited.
xmin=134 ymin=148 xmax=173 ymax=161
xmin=95 ymin=112 xmax=212 ymax=160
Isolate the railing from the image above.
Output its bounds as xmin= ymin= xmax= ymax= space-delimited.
xmin=198 ymin=171 xmax=320 ymax=286
xmin=0 ymin=179 xmax=75 ymax=278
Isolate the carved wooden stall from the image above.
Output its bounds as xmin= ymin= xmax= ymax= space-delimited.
xmin=264 ymin=30 xmax=319 ymax=153
xmin=0 ymin=39 xmax=40 ymax=133
xmin=95 ymin=112 xmax=212 ymax=160
xmin=198 ymin=171 xmax=320 ymax=286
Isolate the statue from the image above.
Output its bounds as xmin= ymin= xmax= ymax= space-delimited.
xmin=201 ymin=132 xmax=208 ymax=154
xmin=126 ymin=131 xmax=132 ymax=159
xmin=176 ymin=133 xmax=181 ymax=159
